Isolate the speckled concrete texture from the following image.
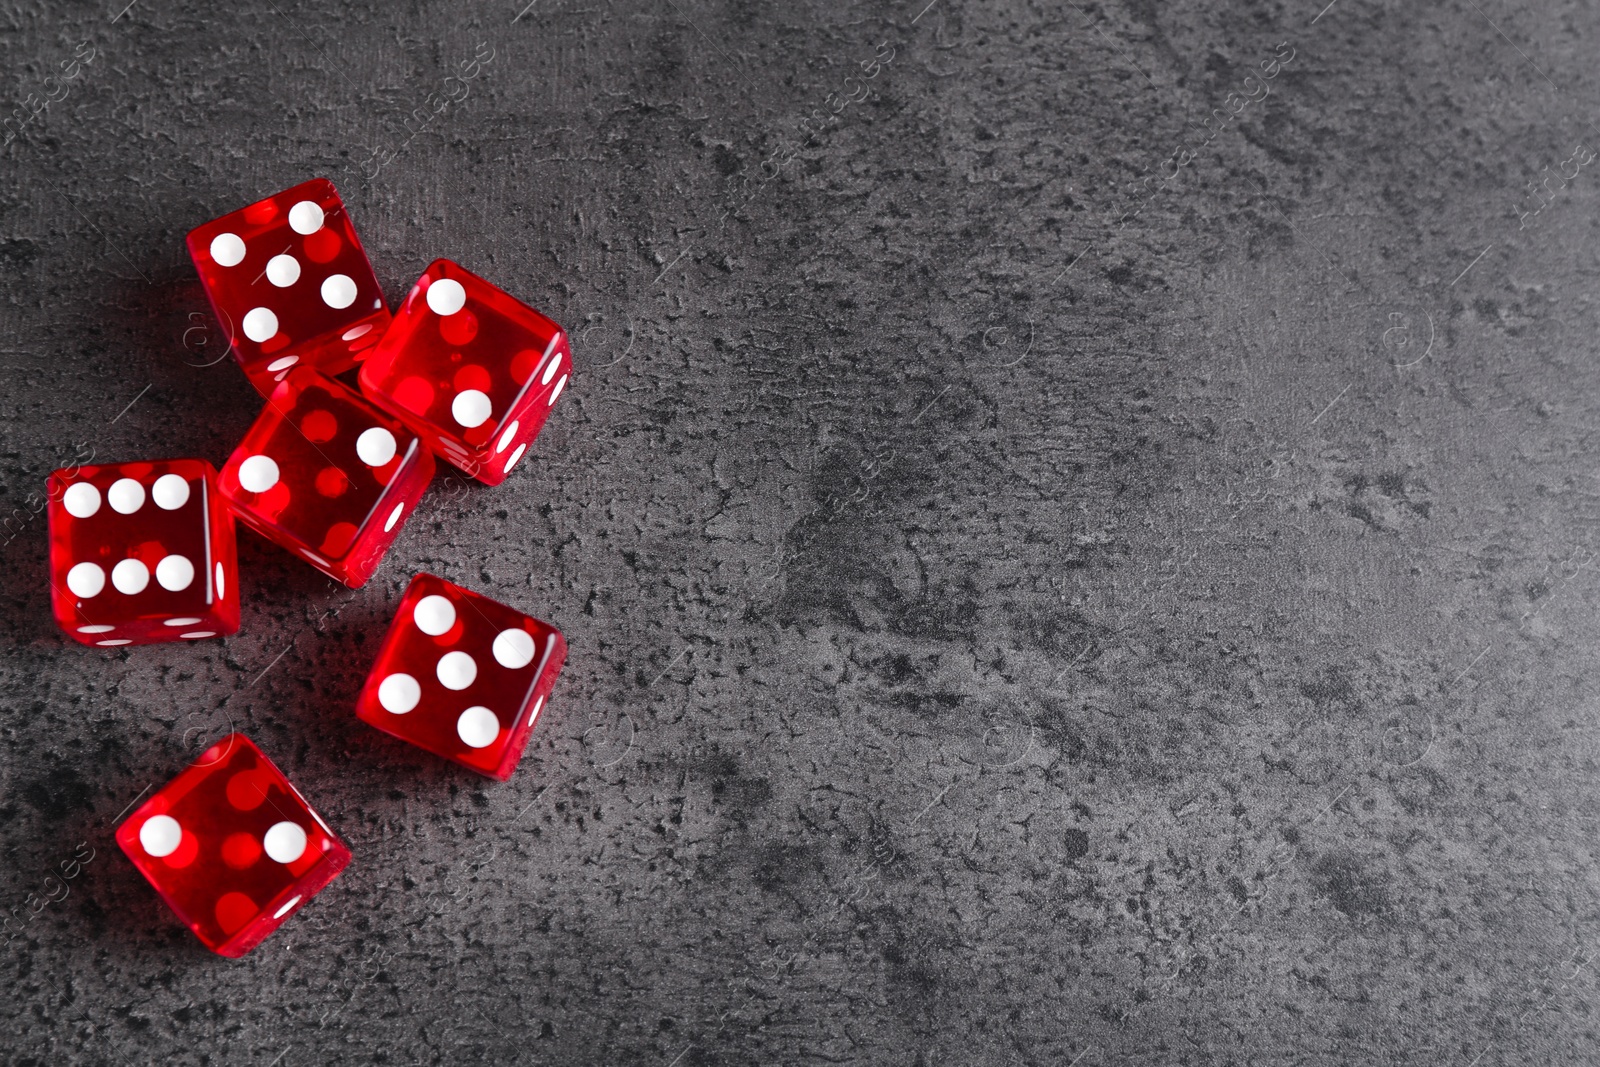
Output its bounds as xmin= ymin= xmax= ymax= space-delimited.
xmin=2 ymin=0 xmax=1599 ymax=1063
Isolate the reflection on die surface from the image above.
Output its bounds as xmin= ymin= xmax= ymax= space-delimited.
xmin=218 ymin=368 xmax=436 ymax=589
xmin=47 ymin=457 xmax=240 ymax=647
xmin=359 ymin=258 xmax=572 ymax=487
xmin=115 ymin=733 xmax=351 ymax=958
xmin=186 ymin=177 xmax=391 ymax=397
xmin=356 ymin=572 xmax=567 ymax=780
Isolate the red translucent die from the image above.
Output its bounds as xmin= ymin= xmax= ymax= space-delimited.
xmin=356 ymin=573 xmax=566 ymax=780
xmin=186 ymin=177 xmax=391 ymax=396
xmin=358 ymin=259 xmax=571 ymax=486
xmin=46 ymin=458 xmax=240 ymax=647
xmin=219 ymin=368 xmax=435 ymax=588
xmin=116 ymin=733 xmax=351 ymax=958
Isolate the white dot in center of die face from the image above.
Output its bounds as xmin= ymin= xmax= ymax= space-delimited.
xmin=492 ymin=628 xmax=536 ymax=669
xmin=457 ymin=706 xmax=500 ymax=748
xmin=140 ymin=814 xmax=183 ymax=857
xmin=426 ymin=278 xmax=467 ymax=315
xmin=378 ymin=673 xmax=421 ymax=714
xmin=238 ymin=455 xmax=280 ymax=493
xmin=112 ymin=558 xmax=149 ymax=595
xmin=266 ymin=254 xmax=301 ymax=287
xmin=413 ymin=594 xmax=456 ymax=636
xmin=355 ymin=427 xmax=397 ymax=467
xmin=156 ymin=554 xmax=195 ymax=592
xmin=242 ymin=307 xmax=279 ymax=343
xmin=288 ymin=200 xmax=325 ymax=235
xmin=263 ymin=821 xmax=308 ymax=863
xmin=321 ymin=273 xmax=357 ymax=309
xmin=66 ymin=562 xmax=105 ymax=598
xmin=451 ymin=389 xmax=492 ymax=428
xmin=151 ymin=473 xmax=190 ymax=510
xmin=108 ymin=478 xmax=145 ymax=514
xmin=210 ymin=232 xmax=246 ymax=267
xmin=436 ymin=651 xmax=477 ymax=690
xmin=62 ymin=482 xmax=101 ymax=518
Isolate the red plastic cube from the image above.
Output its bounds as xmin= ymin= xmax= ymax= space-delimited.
xmin=186 ymin=177 xmax=391 ymax=396
xmin=358 ymin=259 xmax=571 ymax=485
xmin=116 ymin=733 xmax=351 ymax=958
xmin=355 ymin=573 xmax=566 ymax=779
xmin=219 ymin=368 xmax=435 ymax=588
xmin=46 ymin=458 xmax=240 ymax=647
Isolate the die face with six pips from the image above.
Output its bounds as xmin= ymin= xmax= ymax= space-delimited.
xmin=186 ymin=177 xmax=391 ymax=396
xmin=116 ymin=733 xmax=351 ymax=958
xmin=356 ymin=573 xmax=566 ymax=780
xmin=47 ymin=458 xmax=240 ymax=647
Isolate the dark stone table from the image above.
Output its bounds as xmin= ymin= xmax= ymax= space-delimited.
xmin=1 ymin=0 xmax=1593 ymax=1063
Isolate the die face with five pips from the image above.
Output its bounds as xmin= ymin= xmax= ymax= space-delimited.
xmin=47 ymin=458 xmax=240 ymax=647
xmin=116 ymin=733 xmax=351 ymax=958
xmin=356 ymin=573 xmax=566 ymax=780
xmin=359 ymin=259 xmax=571 ymax=486
xmin=186 ymin=177 xmax=391 ymax=396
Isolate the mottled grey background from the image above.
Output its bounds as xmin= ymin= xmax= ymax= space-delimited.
xmin=0 ymin=0 xmax=1596 ymax=1063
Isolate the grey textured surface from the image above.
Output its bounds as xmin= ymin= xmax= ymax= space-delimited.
xmin=1 ymin=0 xmax=1598 ymax=1063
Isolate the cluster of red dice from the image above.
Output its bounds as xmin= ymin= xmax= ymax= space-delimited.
xmin=45 ymin=178 xmax=572 ymax=957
